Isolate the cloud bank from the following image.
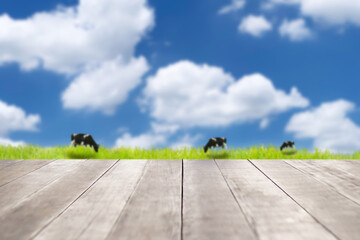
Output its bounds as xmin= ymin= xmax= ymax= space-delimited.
xmin=0 ymin=0 xmax=154 ymax=74
xmin=286 ymin=99 xmax=360 ymax=153
xmin=114 ymin=121 xmax=201 ymax=149
xmin=115 ymin=132 xmax=167 ymax=149
xmin=114 ymin=122 xmax=180 ymax=149
xmin=0 ymin=0 xmax=154 ymax=114
xmin=61 ymin=56 xmax=149 ymax=115
xmin=140 ymin=60 xmax=309 ymax=128
xmin=267 ymin=0 xmax=360 ymax=26
xmin=0 ymin=99 xmax=41 ymax=146
xmin=0 ymin=138 xmax=26 ymax=147
xmin=116 ymin=60 xmax=309 ymax=149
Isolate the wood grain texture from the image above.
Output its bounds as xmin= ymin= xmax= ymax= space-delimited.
xmin=106 ymin=160 xmax=182 ymax=240
xmin=286 ymin=160 xmax=360 ymax=179
xmin=0 ymin=159 xmax=116 ymax=240
xmin=251 ymin=159 xmax=360 ymax=240
xmin=0 ymin=159 xmax=359 ymax=240
xmin=216 ymin=160 xmax=337 ymax=240
xmin=183 ymin=160 xmax=256 ymax=240
xmin=0 ymin=160 xmax=86 ymax=215
xmin=0 ymin=159 xmax=23 ymax=170
xmin=342 ymin=159 xmax=360 ymax=167
xmin=285 ymin=160 xmax=360 ymax=206
xmin=0 ymin=159 xmax=54 ymax=187
xmin=33 ymin=160 xmax=148 ymax=240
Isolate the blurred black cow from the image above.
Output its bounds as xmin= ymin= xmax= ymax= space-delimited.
xmin=71 ymin=133 xmax=99 ymax=152
xmin=204 ymin=137 xmax=227 ymax=153
xmin=280 ymin=141 xmax=295 ymax=151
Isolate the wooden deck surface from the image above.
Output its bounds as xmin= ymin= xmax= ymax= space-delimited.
xmin=0 ymin=159 xmax=359 ymax=240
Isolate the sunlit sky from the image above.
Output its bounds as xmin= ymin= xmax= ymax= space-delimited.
xmin=0 ymin=0 xmax=360 ymax=153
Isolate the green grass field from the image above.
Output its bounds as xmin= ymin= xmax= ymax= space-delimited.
xmin=1 ymin=144 xmax=359 ymax=159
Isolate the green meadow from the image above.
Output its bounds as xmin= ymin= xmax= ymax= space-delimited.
xmin=1 ymin=145 xmax=359 ymax=159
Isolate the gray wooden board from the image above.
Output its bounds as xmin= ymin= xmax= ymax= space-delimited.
xmin=216 ymin=160 xmax=337 ymax=240
xmin=0 ymin=159 xmax=116 ymax=240
xmin=289 ymin=159 xmax=360 ymax=180
xmin=33 ymin=160 xmax=148 ymax=240
xmin=106 ymin=160 xmax=182 ymax=240
xmin=182 ymin=160 xmax=256 ymax=240
xmin=285 ymin=160 xmax=360 ymax=206
xmin=251 ymin=159 xmax=360 ymax=240
xmin=317 ymin=159 xmax=360 ymax=180
xmin=343 ymin=159 xmax=360 ymax=167
xmin=0 ymin=160 xmax=86 ymax=215
xmin=0 ymin=159 xmax=24 ymax=170
xmin=1 ymin=159 xmax=360 ymax=240
xmin=0 ymin=159 xmax=54 ymax=187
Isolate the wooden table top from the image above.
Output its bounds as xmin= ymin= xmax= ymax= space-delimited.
xmin=0 ymin=159 xmax=359 ymax=240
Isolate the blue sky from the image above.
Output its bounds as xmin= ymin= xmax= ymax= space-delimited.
xmin=0 ymin=0 xmax=359 ymax=153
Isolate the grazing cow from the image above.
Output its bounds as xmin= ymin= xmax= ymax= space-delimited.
xmin=71 ymin=133 xmax=99 ymax=152
xmin=280 ymin=141 xmax=295 ymax=151
xmin=204 ymin=137 xmax=227 ymax=153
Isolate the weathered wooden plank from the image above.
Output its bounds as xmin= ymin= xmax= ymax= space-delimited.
xmin=0 ymin=159 xmax=116 ymax=240
xmin=216 ymin=160 xmax=337 ymax=240
xmin=285 ymin=160 xmax=360 ymax=206
xmin=0 ymin=159 xmax=23 ymax=170
xmin=342 ymin=159 xmax=360 ymax=166
xmin=183 ymin=160 xmax=256 ymax=240
xmin=297 ymin=160 xmax=360 ymax=177
xmin=106 ymin=160 xmax=182 ymax=240
xmin=251 ymin=159 xmax=360 ymax=240
xmin=289 ymin=159 xmax=360 ymax=179
xmin=0 ymin=159 xmax=54 ymax=187
xmin=0 ymin=160 xmax=86 ymax=215
xmin=33 ymin=160 xmax=148 ymax=240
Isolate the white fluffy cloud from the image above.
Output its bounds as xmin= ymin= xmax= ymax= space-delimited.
xmin=0 ymin=0 xmax=154 ymax=114
xmin=61 ymin=56 xmax=149 ymax=115
xmin=279 ymin=19 xmax=313 ymax=41
xmin=0 ymin=100 xmax=41 ymax=136
xmin=0 ymin=0 xmax=154 ymax=74
xmin=218 ymin=0 xmax=246 ymax=15
xmin=286 ymin=99 xmax=360 ymax=153
xmin=140 ymin=60 xmax=309 ymax=129
xmin=300 ymin=0 xmax=360 ymax=26
xmin=268 ymin=0 xmax=360 ymax=26
xmin=0 ymin=99 xmax=41 ymax=146
xmin=239 ymin=15 xmax=272 ymax=37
